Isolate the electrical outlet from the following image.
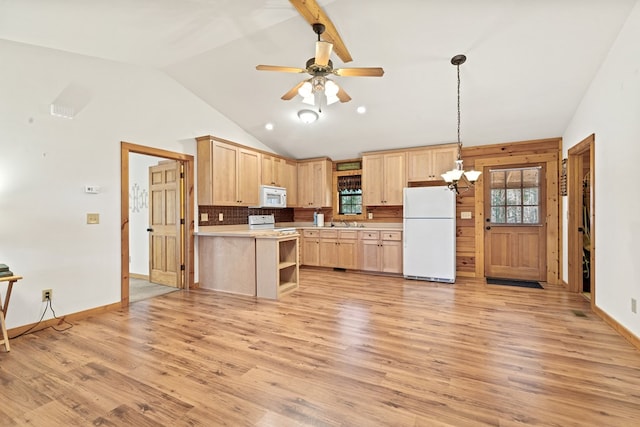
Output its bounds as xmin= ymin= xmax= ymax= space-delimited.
xmin=368 ymin=212 xmax=373 ymax=220
xmin=42 ymin=289 xmax=52 ymax=301
xmin=200 ymin=213 xmax=209 ymax=222
xmin=632 ymin=298 xmax=637 ymax=314
xmin=218 ymin=213 xmax=224 ymax=221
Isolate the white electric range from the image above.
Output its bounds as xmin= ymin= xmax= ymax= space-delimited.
xmin=248 ymin=215 xmax=297 ymax=235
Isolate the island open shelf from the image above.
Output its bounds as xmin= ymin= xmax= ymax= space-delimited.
xmin=256 ymin=234 xmax=299 ymax=299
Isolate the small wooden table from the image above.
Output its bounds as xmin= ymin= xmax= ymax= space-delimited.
xmin=0 ymin=275 xmax=22 ymax=352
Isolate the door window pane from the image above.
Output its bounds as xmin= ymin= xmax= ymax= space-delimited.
xmin=489 ymin=166 xmax=542 ymax=225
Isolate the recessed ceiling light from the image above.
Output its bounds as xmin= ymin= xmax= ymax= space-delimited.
xmin=265 ymin=122 xmax=274 ymax=130
xmin=356 ymin=106 xmax=366 ymax=114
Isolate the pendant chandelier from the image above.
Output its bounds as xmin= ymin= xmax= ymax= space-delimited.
xmin=441 ymin=54 xmax=481 ymax=194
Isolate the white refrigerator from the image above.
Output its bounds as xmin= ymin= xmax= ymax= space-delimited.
xmin=403 ymin=186 xmax=456 ymax=283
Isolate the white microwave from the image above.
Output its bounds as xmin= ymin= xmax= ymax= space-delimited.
xmin=254 ymin=185 xmax=287 ymax=208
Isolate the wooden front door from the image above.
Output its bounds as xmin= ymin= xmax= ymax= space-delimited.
xmin=484 ymin=165 xmax=546 ymax=281
xmin=149 ymin=160 xmax=182 ymax=287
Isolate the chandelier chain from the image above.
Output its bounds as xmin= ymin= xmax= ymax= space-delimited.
xmin=456 ymin=62 xmax=462 ymax=161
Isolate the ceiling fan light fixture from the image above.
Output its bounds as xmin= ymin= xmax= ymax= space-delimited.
xmin=325 ymin=80 xmax=340 ymax=105
xmin=298 ymin=109 xmax=319 ymax=124
xmin=298 ymin=81 xmax=312 ymax=97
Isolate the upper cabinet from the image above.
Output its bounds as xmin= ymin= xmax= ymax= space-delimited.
xmin=282 ymin=159 xmax=298 ymax=207
xmin=297 ymin=158 xmax=333 ymax=208
xmin=407 ymin=144 xmax=458 ymax=182
xmin=362 ymin=151 xmax=406 ymax=206
xmin=196 ymin=137 xmax=261 ymax=206
xmin=261 ymin=154 xmax=284 ymax=187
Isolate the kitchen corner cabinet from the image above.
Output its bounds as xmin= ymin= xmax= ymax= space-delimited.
xmin=407 ymin=144 xmax=458 ymax=182
xmin=282 ymin=159 xmax=298 ymax=207
xmin=256 ymin=235 xmax=299 ymax=299
xmin=359 ymin=230 xmax=403 ymax=273
xmin=197 ymin=137 xmax=261 ymax=206
xmin=297 ymin=158 xmax=333 ymax=208
xmin=362 ymin=151 xmax=406 ymax=206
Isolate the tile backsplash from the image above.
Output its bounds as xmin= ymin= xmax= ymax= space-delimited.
xmin=198 ymin=205 xmax=294 ymax=226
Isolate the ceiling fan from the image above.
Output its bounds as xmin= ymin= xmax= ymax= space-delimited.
xmin=256 ymin=0 xmax=384 ymax=106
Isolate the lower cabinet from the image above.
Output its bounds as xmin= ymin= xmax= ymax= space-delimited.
xmin=301 ymin=230 xmax=321 ymax=266
xmin=359 ymin=230 xmax=403 ymax=273
xmin=300 ymin=228 xmax=403 ymax=274
xmin=319 ymin=229 xmax=358 ymax=269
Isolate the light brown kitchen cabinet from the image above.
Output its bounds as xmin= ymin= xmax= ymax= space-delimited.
xmin=359 ymin=230 xmax=403 ymax=273
xmin=196 ymin=137 xmax=261 ymax=206
xmin=301 ymin=229 xmax=321 ymax=266
xmin=282 ymin=159 xmax=298 ymax=207
xmin=407 ymin=144 xmax=458 ymax=182
xmin=297 ymin=158 xmax=333 ymax=208
xmin=261 ymin=154 xmax=284 ymax=186
xmin=362 ymin=151 xmax=406 ymax=206
xmin=318 ymin=229 xmax=358 ymax=269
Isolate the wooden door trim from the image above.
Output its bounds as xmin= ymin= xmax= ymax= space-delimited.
xmin=567 ymin=134 xmax=595 ymax=302
xmin=474 ymin=153 xmax=560 ymax=284
xmin=121 ymin=141 xmax=195 ymax=307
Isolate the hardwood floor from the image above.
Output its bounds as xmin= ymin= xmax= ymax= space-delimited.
xmin=1 ymin=269 xmax=639 ymax=426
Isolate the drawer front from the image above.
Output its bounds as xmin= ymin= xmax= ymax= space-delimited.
xmin=382 ymin=231 xmax=402 ymax=241
xmin=339 ymin=230 xmax=358 ymax=240
xmin=359 ymin=230 xmax=380 ymax=240
xmin=320 ymin=229 xmax=339 ymax=238
xmin=303 ymin=229 xmax=320 ymax=238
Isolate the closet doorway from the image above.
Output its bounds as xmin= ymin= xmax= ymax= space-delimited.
xmin=567 ymin=134 xmax=595 ymax=304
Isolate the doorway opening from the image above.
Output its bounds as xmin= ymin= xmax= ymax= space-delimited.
xmin=568 ymin=134 xmax=595 ymax=304
xmin=120 ymin=142 xmax=195 ymax=306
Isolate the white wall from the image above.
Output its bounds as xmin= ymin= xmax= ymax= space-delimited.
xmin=0 ymin=39 xmax=273 ymax=329
xmin=562 ymin=1 xmax=640 ymax=337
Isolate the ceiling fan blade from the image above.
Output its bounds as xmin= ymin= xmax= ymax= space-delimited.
xmin=256 ymin=65 xmax=306 ymax=73
xmin=333 ymin=67 xmax=385 ymax=77
xmin=289 ymin=0 xmax=353 ymax=63
xmin=336 ymin=85 xmax=352 ymax=103
xmin=315 ymin=41 xmax=333 ymax=67
xmin=281 ymin=80 xmax=308 ymax=100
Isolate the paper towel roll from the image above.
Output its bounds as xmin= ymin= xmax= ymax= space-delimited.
xmin=316 ymin=213 xmax=324 ymax=227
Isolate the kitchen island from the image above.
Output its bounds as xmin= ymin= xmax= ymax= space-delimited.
xmin=196 ymin=226 xmax=299 ymax=299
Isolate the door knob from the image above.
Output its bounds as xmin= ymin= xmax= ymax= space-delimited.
xmin=578 ymin=227 xmax=584 ymax=232
xmin=485 ymin=226 xmax=491 ymax=230
xmin=146 ymin=228 xmax=154 ymax=232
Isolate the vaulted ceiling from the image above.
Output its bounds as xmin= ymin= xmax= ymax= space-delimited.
xmin=1 ymin=0 xmax=636 ymax=160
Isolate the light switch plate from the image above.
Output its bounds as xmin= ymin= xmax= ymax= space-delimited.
xmin=461 ymin=211 xmax=472 ymax=219
xmin=218 ymin=213 xmax=224 ymax=221
xmin=87 ymin=213 xmax=99 ymax=224
xmin=200 ymin=213 xmax=209 ymax=222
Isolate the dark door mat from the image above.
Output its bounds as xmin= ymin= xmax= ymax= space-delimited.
xmin=486 ymin=277 xmax=543 ymax=289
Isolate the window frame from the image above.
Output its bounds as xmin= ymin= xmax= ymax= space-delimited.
xmin=332 ymin=169 xmax=366 ymax=221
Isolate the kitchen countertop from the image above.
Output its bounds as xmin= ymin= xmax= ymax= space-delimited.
xmin=196 ymin=222 xmax=402 ymax=237
xmin=195 ymin=225 xmax=297 ymax=238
